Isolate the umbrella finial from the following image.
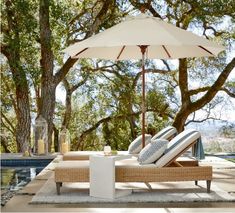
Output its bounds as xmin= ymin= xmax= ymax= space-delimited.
xmin=140 ymin=5 xmax=147 ymax=14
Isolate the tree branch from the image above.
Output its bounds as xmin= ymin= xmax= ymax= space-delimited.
xmin=0 ymin=73 xmax=17 ymax=112
xmin=85 ymin=0 xmax=115 ymax=38
xmin=185 ymin=116 xmax=224 ymax=126
xmin=188 ymin=86 xmax=211 ymax=96
xmin=189 ymin=86 xmax=235 ymax=98
xmin=178 ymin=58 xmax=190 ymax=103
xmin=0 ymin=44 xmax=9 ymax=58
xmin=76 ymin=107 xmax=170 ymax=150
xmin=0 ymin=135 xmax=11 ymax=153
xmin=161 ymin=59 xmax=171 ymax=71
xmin=221 ymin=87 xmax=235 ymax=98
xmin=1 ymin=112 xmax=15 ymax=134
xmin=54 ymin=57 xmax=78 ymax=86
xmin=129 ymin=0 xmax=162 ymax=18
xmin=132 ymin=69 xmax=174 ymax=90
xmin=185 ymin=104 xmax=225 ymax=126
xmin=191 ymin=57 xmax=235 ymax=111
xmin=202 ymin=21 xmax=226 ymax=38
xmin=71 ymin=73 xmax=89 ymax=93
xmin=55 ymin=0 xmax=116 ymax=86
xmin=62 ymin=78 xmax=70 ymax=91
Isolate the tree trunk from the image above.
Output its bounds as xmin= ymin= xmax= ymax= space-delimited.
xmin=53 ymin=124 xmax=59 ymax=152
xmin=4 ymin=64 xmax=32 ymax=153
xmin=39 ymin=0 xmax=55 ymax=151
xmin=15 ymin=80 xmax=31 ymax=152
xmin=172 ymin=108 xmax=191 ymax=132
xmin=4 ymin=58 xmax=32 ymax=153
xmin=173 ymin=58 xmax=235 ymax=132
xmin=2 ymin=0 xmax=31 ymax=153
xmin=62 ymin=91 xmax=72 ymax=128
xmin=38 ymin=0 xmax=121 ymax=152
xmin=127 ymin=102 xmax=138 ymax=139
xmin=40 ymin=81 xmax=56 ymax=151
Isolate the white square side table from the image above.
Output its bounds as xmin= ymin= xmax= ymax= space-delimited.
xmin=89 ymin=154 xmax=132 ymax=199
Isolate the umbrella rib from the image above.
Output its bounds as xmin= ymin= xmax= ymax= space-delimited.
xmin=117 ymin=46 xmax=126 ymax=60
xmin=198 ymin=46 xmax=213 ymax=55
xmin=162 ymin=45 xmax=171 ymax=58
xmin=74 ymin=48 xmax=89 ymax=57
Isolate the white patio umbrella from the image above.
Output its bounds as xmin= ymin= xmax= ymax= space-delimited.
xmin=64 ymin=14 xmax=224 ymax=148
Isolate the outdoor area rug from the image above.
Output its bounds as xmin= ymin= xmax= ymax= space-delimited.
xmin=30 ymin=178 xmax=235 ymax=204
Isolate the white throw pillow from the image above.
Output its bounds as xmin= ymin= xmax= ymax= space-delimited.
xmin=128 ymin=134 xmax=152 ymax=154
xmin=137 ymin=139 xmax=168 ymax=164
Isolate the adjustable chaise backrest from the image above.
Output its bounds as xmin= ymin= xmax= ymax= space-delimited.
xmin=128 ymin=126 xmax=177 ymax=154
xmin=152 ymin=126 xmax=177 ymax=141
xmin=155 ymin=129 xmax=202 ymax=168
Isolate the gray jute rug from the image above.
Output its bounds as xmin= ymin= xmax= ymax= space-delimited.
xmin=30 ymin=178 xmax=235 ymax=204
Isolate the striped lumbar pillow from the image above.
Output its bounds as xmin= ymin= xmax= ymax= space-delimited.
xmin=152 ymin=126 xmax=177 ymax=140
xmin=137 ymin=139 xmax=168 ymax=164
xmin=128 ymin=134 xmax=152 ymax=154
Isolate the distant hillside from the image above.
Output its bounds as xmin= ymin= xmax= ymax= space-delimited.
xmin=187 ymin=121 xmax=235 ymax=153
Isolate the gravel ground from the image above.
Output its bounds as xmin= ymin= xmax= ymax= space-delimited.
xmin=1 ymin=190 xmax=17 ymax=206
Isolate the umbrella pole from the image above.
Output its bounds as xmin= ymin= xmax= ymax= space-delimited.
xmin=140 ymin=45 xmax=148 ymax=148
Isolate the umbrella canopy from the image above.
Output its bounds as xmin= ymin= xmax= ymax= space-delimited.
xmin=64 ymin=14 xmax=224 ymax=60
xmin=64 ymin=14 xmax=225 ymax=147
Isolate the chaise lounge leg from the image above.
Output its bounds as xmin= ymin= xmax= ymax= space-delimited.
xmin=56 ymin=182 xmax=61 ymax=195
xmin=144 ymin=182 xmax=152 ymax=190
xmin=195 ymin=180 xmax=198 ymax=186
xmin=207 ymin=180 xmax=211 ymax=193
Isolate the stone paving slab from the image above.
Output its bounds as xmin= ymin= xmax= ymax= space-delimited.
xmin=35 ymin=169 xmax=54 ymax=180
xmin=212 ymin=179 xmax=235 ymax=195
xmin=200 ymin=156 xmax=235 ymax=169
xmin=17 ymin=179 xmax=48 ymax=195
xmin=1 ymin=155 xmax=235 ymax=212
xmin=0 ymin=153 xmax=57 ymax=160
xmin=213 ymin=168 xmax=235 ymax=179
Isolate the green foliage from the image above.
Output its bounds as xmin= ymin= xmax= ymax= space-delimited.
xmin=102 ymin=120 xmax=131 ymax=150
xmin=220 ymin=123 xmax=235 ymax=138
xmin=1 ymin=63 xmax=17 ymax=152
xmin=61 ymin=59 xmax=172 ymax=151
xmin=1 ymin=169 xmax=15 ymax=188
xmin=1 ymin=0 xmax=235 ymax=153
xmin=226 ymin=158 xmax=235 ymax=163
xmin=49 ymin=0 xmax=79 ymax=64
xmin=204 ymin=140 xmax=223 ymax=153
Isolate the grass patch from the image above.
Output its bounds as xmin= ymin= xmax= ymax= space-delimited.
xmin=226 ymin=158 xmax=235 ymax=163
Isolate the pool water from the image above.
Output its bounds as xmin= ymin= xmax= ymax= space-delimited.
xmin=1 ymin=167 xmax=44 ymax=191
xmin=1 ymin=158 xmax=53 ymax=206
xmin=1 ymin=159 xmax=53 ymax=191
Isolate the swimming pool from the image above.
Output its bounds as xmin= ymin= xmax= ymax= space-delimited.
xmin=1 ymin=158 xmax=54 ymax=206
xmin=1 ymin=159 xmax=53 ymax=191
xmin=1 ymin=167 xmax=43 ymax=191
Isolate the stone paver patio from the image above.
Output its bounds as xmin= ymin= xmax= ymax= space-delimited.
xmin=1 ymin=155 xmax=235 ymax=212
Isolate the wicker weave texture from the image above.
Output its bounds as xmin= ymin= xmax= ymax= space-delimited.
xmin=63 ymin=155 xmax=89 ymax=161
xmin=116 ymin=166 xmax=212 ymax=182
xmin=55 ymin=167 xmax=89 ymax=182
xmin=55 ymin=160 xmax=212 ymax=183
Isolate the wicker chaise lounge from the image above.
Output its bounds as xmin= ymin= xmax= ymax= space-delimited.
xmin=55 ymin=129 xmax=212 ymax=195
xmin=63 ymin=126 xmax=177 ymax=161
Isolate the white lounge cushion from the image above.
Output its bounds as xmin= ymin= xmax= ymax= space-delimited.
xmin=128 ymin=134 xmax=152 ymax=154
xmin=138 ymin=139 xmax=168 ymax=164
xmin=155 ymin=129 xmax=200 ymax=167
xmin=152 ymin=126 xmax=177 ymax=140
